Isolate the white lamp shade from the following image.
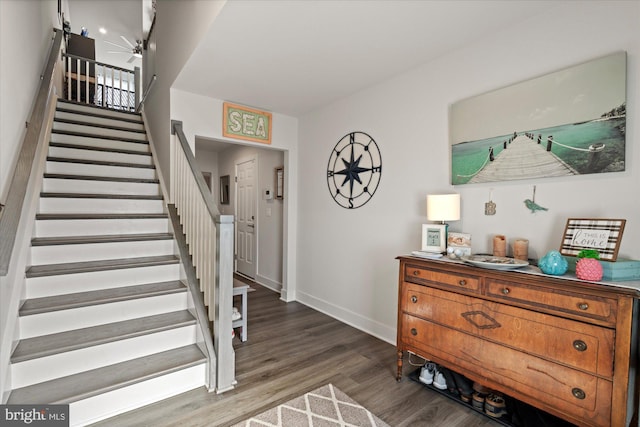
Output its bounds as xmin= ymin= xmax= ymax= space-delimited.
xmin=426 ymin=194 xmax=460 ymax=222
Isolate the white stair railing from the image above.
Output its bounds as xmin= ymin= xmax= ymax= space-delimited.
xmin=170 ymin=120 xmax=235 ymax=393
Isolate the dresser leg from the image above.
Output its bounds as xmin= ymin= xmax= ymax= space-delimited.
xmin=396 ymin=350 xmax=403 ymax=381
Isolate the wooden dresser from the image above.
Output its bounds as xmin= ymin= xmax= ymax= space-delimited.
xmin=396 ymin=256 xmax=639 ymax=427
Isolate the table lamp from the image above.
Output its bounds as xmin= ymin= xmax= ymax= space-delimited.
xmin=419 ymin=194 xmax=460 ymax=254
xmin=426 ymin=194 xmax=460 ymax=224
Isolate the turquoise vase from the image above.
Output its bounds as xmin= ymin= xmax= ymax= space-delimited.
xmin=538 ymin=250 xmax=568 ymax=275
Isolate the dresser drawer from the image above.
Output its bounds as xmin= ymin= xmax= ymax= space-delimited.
xmin=401 ymin=313 xmax=612 ymax=427
xmin=486 ymin=279 xmax=617 ymax=325
xmin=404 ymin=262 xmax=480 ymax=293
xmin=402 ymin=283 xmax=614 ymax=377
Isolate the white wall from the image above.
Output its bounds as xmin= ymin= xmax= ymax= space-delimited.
xmin=143 ymin=0 xmax=226 ymax=189
xmin=0 ymin=0 xmax=61 ymax=201
xmin=0 ymin=0 xmax=63 ymax=403
xmin=193 ymin=144 xmax=219 ymax=202
xmin=296 ymin=1 xmax=640 ymax=344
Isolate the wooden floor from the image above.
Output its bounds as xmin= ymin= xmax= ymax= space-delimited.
xmin=90 ymin=283 xmax=498 ymax=427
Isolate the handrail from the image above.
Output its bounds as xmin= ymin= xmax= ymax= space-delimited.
xmin=167 ymin=204 xmax=217 ymax=391
xmin=170 ymin=120 xmax=235 ymax=392
xmin=62 ymin=52 xmax=135 ymax=74
xmin=136 ymin=74 xmax=156 ymax=113
xmin=171 ymin=121 xmax=220 ymax=219
xmin=0 ymin=29 xmax=63 ymax=276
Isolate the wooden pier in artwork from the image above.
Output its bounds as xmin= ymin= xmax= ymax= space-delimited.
xmin=469 ymin=135 xmax=578 ymax=183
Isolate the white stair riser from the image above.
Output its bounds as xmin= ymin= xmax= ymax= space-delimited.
xmin=69 ymin=364 xmax=206 ymax=427
xmin=34 ymin=218 xmax=171 ymax=238
xmin=12 ymin=325 xmax=198 ymax=388
xmin=51 ymin=133 xmax=149 ymax=153
xmin=39 ymin=197 xmax=165 ymax=214
xmin=55 ymin=111 xmax=145 ymax=131
xmin=57 ymin=103 xmax=142 ymax=123
xmin=31 ymin=240 xmax=175 ymax=265
xmin=20 ymin=293 xmax=189 ymax=338
xmin=46 ymin=161 xmax=156 ymax=180
xmin=53 ymin=122 xmax=147 ymax=142
xmin=48 ymin=146 xmax=153 ymax=166
xmin=42 ymin=178 xmax=161 ymax=196
xmin=26 ymin=264 xmax=181 ymax=298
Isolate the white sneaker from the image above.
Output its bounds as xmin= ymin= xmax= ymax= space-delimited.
xmin=232 ymin=307 xmax=241 ymax=321
xmin=419 ymin=362 xmax=436 ymax=385
xmin=433 ymin=369 xmax=448 ymax=390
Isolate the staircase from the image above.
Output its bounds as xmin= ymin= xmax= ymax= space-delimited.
xmin=7 ymin=99 xmax=208 ymax=426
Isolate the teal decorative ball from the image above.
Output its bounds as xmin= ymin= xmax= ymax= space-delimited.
xmin=538 ymin=250 xmax=568 ymax=275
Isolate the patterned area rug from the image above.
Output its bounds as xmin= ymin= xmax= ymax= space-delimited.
xmin=232 ymin=384 xmax=389 ymax=427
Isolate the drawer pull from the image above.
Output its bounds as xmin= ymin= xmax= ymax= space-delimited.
xmin=410 ymin=328 xmax=418 ymax=336
xmin=458 ymin=279 xmax=467 ymax=286
xmin=572 ymin=388 xmax=586 ymax=400
xmin=501 ymin=287 xmax=510 ymax=295
xmin=573 ymin=340 xmax=588 ymax=352
xmin=413 ymin=270 xmax=420 ymax=276
xmin=578 ymin=303 xmax=589 ymax=311
xmin=411 ymin=296 xmax=418 ymax=303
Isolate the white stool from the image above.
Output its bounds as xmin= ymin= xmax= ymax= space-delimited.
xmin=233 ymin=281 xmax=249 ymax=342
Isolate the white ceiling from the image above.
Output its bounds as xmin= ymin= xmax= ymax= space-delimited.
xmin=68 ymin=0 xmax=567 ymax=118
xmin=174 ymin=0 xmax=568 ymax=118
xmin=67 ymin=0 xmax=152 ymax=70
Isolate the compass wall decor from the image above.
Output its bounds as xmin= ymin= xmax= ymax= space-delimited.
xmin=326 ymin=131 xmax=382 ymax=209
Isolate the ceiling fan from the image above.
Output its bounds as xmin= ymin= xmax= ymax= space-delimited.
xmin=106 ymin=36 xmax=142 ymax=63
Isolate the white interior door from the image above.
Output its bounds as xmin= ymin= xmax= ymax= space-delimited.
xmin=236 ymin=158 xmax=257 ymax=278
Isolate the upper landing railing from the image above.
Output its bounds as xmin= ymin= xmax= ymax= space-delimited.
xmin=61 ymin=52 xmax=140 ymax=111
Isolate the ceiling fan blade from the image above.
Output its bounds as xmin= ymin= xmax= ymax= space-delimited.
xmin=120 ymin=35 xmax=135 ymax=49
xmin=105 ymin=40 xmax=129 ymax=50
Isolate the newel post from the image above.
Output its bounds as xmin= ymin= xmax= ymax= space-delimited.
xmin=214 ymin=214 xmax=235 ymax=393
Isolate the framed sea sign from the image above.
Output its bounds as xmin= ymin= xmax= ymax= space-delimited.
xmin=560 ymin=218 xmax=626 ymax=261
xmin=223 ymin=102 xmax=272 ymax=144
xmin=450 ymin=52 xmax=626 ymax=185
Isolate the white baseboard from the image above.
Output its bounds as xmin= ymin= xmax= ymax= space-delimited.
xmin=255 ymin=274 xmax=281 ymax=293
xmin=295 ymin=290 xmax=395 ymax=345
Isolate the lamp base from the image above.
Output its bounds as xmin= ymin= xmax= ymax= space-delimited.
xmin=411 ymin=250 xmax=444 ymax=259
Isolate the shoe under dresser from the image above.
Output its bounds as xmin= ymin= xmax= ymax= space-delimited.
xmin=395 ymin=255 xmax=639 ymax=427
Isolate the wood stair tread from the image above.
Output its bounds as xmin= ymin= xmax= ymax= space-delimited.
xmin=49 ymin=142 xmax=152 ymax=156
xmin=51 ymin=129 xmax=148 ymax=144
xmin=35 ymin=213 xmax=168 ymax=220
xmin=19 ymin=280 xmax=186 ymax=316
xmin=56 ymin=107 xmax=143 ymax=124
xmin=31 ymin=233 xmax=173 ymax=246
xmin=26 ymin=255 xmax=180 ymax=278
xmin=7 ymin=345 xmax=206 ymax=404
xmin=46 ymin=156 xmax=155 ymax=169
xmin=54 ymin=118 xmax=147 ymax=134
xmin=39 ymin=192 xmax=163 ymax=200
xmin=56 ymin=99 xmax=142 ymax=119
xmin=12 ymin=309 xmax=195 ymax=362
xmin=43 ymin=173 xmax=159 ymax=184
